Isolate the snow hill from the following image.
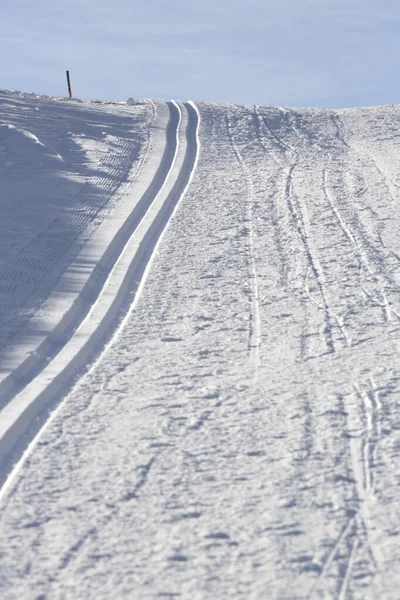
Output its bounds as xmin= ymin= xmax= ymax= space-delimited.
xmin=0 ymin=90 xmax=400 ymax=599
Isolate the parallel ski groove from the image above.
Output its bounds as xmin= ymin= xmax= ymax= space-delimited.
xmin=0 ymin=101 xmax=199 ymax=489
xmin=0 ymin=101 xmax=178 ymax=410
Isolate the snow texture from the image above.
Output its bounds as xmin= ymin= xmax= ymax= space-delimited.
xmin=0 ymin=91 xmax=400 ymax=599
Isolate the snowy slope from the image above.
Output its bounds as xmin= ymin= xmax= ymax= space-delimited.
xmin=0 ymin=92 xmax=153 ymax=351
xmin=0 ymin=93 xmax=400 ymax=599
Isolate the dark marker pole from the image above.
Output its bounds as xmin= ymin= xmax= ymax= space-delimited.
xmin=66 ymin=70 xmax=72 ymax=98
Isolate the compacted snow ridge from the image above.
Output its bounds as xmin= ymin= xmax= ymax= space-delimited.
xmin=0 ymin=92 xmax=400 ymax=600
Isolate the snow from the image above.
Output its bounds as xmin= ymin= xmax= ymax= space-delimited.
xmin=0 ymin=92 xmax=153 ymax=375
xmin=0 ymin=91 xmax=400 ymax=599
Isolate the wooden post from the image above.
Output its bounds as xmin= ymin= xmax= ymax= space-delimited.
xmin=66 ymin=70 xmax=72 ymax=98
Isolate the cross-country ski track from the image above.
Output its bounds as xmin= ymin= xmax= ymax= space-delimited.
xmin=1 ymin=93 xmax=400 ymax=600
xmin=0 ymin=99 xmax=200 ymax=484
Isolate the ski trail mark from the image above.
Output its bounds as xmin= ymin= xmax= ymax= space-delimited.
xmin=284 ymin=159 xmax=335 ymax=355
xmin=338 ymin=536 xmax=359 ymax=600
xmin=307 ymin=516 xmax=355 ymax=599
xmin=256 ymin=107 xmax=338 ymax=355
xmin=343 ymin=379 xmax=384 ymax=585
xmin=253 ymin=106 xmax=291 ymax=289
xmin=322 ymin=156 xmax=392 ymax=325
xmin=329 ymin=114 xmax=398 ymax=324
xmin=265 ymin=108 xmax=336 ymax=355
xmin=57 ymin=456 xmax=156 ymax=573
xmin=226 ymin=106 xmax=261 ymax=381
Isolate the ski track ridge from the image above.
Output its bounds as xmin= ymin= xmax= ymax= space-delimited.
xmin=0 ymin=100 xmax=200 ymax=499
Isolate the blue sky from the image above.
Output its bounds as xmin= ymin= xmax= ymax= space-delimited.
xmin=2 ymin=0 xmax=400 ymax=107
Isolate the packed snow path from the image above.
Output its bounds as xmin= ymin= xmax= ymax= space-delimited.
xmin=0 ymin=96 xmax=400 ymax=599
xmin=0 ymin=99 xmax=199 ymax=469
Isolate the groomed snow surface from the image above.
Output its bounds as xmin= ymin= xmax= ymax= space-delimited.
xmin=0 ymin=91 xmax=400 ymax=599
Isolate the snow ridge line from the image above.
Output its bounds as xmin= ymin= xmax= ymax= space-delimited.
xmin=0 ymin=101 xmax=199 ymax=489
